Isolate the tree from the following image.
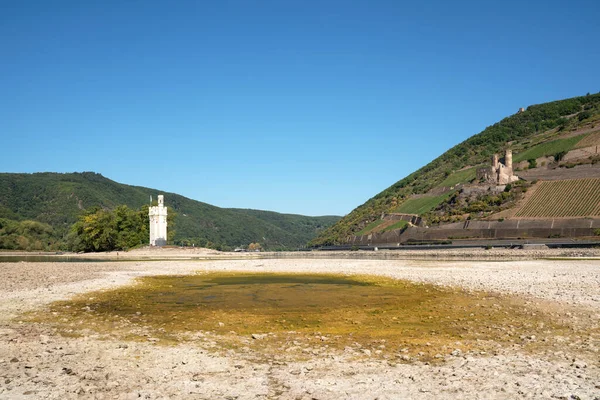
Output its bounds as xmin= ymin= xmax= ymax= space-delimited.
xmin=248 ymin=242 xmax=262 ymax=252
xmin=554 ymin=151 xmax=567 ymax=162
xmin=0 ymin=218 xmax=57 ymax=251
xmin=69 ymin=205 xmax=150 ymax=252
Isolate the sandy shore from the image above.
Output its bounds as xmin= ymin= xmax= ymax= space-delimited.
xmin=0 ymin=252 xmax=599 ymax=399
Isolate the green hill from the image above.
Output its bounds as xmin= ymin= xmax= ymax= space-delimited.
xmin=0 ymin=172 xmax=340 ymax=251
xmin=311 ymin=92 xmax=600 ymax=246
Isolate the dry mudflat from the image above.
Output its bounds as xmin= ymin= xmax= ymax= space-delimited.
xmin=1 ymin=248 xmax=599 ymax=399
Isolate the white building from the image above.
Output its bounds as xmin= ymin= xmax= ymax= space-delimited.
xmin=149 ymin=195 xmax=168 ymax=246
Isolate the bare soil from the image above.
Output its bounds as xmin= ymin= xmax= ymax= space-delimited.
xmin=1 ymin=251 xmax=599 ymax=399
xmin=518 ymin=163 xmax=600 ymax=181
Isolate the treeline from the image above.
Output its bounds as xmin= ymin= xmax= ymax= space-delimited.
xmin=0 ymin=218 xmax=61 ymax=251
xmin=68 ymin=205 xmax=151 ymax=252
xmin=0 ymin=204 xmax=175 ymax=253
xmin=0 ymin=203 xmax=282 ymax=252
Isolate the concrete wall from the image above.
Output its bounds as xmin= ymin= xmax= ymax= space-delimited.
xmin=350 ymin=218 xmax=600 ymax=245
xmin=382 ymin=213 xmax=422 ymax=226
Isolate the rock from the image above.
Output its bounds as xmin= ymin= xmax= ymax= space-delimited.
xmin=251 ymin=333 xmax=266 ymax=340
xmin=572 ymin=360 xmax=587 ymax=369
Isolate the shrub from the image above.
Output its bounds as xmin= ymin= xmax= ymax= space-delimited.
xmin=528 ymin=159 xmax=537 ymax=169
xmin=578 ymin=111 xmax=592 ymax=121
xmin=554 ymin=151 xmax=567 ymax=162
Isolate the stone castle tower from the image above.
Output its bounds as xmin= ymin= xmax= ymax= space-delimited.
xmin=149 ymin=195 xmax=168 ymax=246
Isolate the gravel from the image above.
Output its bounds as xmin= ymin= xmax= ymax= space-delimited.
xmin=0 ymin=254 xmax=599 ymax=399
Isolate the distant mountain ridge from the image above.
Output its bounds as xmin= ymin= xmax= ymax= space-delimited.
xmin=0 ymin=172 xmax=340 ymax=250
xmin=311 ymin=92 xmax=600 ymax=246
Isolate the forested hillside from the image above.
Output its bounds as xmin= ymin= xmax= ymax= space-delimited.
xmin=0 ymin=172 xmax=339 ymax=251
xmin=311 ymin=92 xmax=600 ymax=246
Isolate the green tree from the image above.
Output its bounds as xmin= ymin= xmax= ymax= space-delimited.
xmin=69 ymin=205 xmax=152 ymax=252
xmin=0 ymin=218 xmax=58 ymax=251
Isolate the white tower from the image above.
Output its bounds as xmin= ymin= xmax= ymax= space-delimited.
xmin=149 ymin=195 xmax=168 ymax=246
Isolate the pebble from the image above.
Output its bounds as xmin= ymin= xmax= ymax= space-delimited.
xmin=251 ymin=333 xmax=267 ymax=340
xmin=1 ymin=255 xmax=599 ymax=399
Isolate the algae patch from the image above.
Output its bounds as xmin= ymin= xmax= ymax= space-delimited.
xmin=29 ymin=272 xmax=574 ymax=360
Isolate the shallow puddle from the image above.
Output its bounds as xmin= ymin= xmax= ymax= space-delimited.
xmin=30 ymin=272 xmax=573 ymax=360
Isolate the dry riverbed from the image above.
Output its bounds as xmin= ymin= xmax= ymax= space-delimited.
xmin=0 ymin=253 xmax=599 ymax=399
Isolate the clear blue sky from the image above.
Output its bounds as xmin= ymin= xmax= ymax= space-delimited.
xmin=1 ymin=0 xmax=599 ymax=216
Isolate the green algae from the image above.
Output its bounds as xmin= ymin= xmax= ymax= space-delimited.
xmin=29 ymin=272 xmax=577 ymax=360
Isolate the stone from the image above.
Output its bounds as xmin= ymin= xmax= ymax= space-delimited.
xmin=476 ymin=149 xmax=519 ymax=185
xmin=572 ymin=360 xmax=587 ymax=369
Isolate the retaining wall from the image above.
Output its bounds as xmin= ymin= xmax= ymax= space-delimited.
xmin=350 ymin=218 xmax=600 ymax=245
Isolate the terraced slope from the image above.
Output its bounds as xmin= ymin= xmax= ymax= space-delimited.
xmin=576 ymin=130 xmax=600 ymax=148
xmin=394 ymin=193 xmax=453 ymax=215
xmin=513 ymin=135 xmax=586 ymax=163
xmin=515 ymin=178 xmax=600 ymax=218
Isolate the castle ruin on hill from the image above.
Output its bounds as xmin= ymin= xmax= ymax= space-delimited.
xmin=476 ymin=149 xmax=519 ymax=185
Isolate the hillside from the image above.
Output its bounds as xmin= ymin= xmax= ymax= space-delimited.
xmin=0 ymin=172 xmax=340 ymax=251
xmin=311 ymin=92 xmax=600 ymax=246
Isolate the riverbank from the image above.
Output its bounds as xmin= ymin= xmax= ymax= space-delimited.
xmin=0 ymin=256 xmax=599 ymax=399
xmin=2 ymin=244 xmax=600 ymax=262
